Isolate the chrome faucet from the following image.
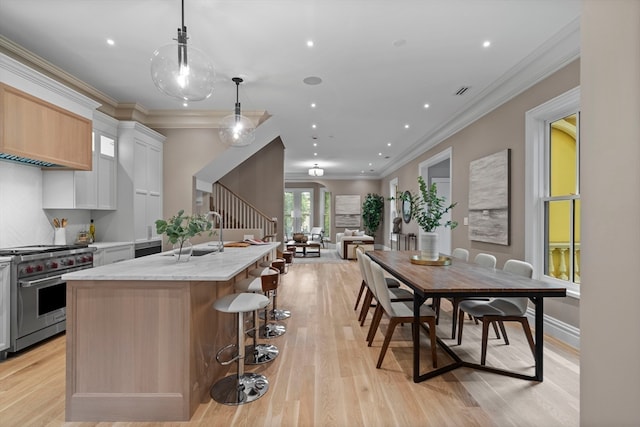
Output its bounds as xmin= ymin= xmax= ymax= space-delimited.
xmin=207 ymin=211 xmax=224 ymax=252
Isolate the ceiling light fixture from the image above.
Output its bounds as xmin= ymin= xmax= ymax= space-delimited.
xmin=219 ymin=77 xmax=255 ymax=147
xmin=150 ymin=0 xmax=215 ymax=101
xmin=308 ymin=164 xmax=324 ymax=177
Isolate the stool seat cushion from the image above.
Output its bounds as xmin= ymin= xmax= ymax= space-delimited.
xmin=213 ymin=292 xmax=270 ymax=313
xmin=234 ymin=277 xmax=263 ymax=293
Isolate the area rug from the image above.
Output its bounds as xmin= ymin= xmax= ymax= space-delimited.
xmin=290 ymin=248 xmax=350 ymax=264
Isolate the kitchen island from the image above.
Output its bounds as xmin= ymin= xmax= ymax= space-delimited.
xmin=63 ymin=241 xmax=279 ymax=422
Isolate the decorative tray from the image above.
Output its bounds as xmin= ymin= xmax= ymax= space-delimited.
xmin=410 ymin=255 xmax=452 ymax=266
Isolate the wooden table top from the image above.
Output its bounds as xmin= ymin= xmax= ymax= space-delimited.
xmin=367 ymin=250 xmax=567 ymax=299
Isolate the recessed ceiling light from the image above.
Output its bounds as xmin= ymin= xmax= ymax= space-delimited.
xmin=307 ymin=40 xmax=314 ymax=48
xmin=312 ymin=124 xmax=317 ymax=129
xmin=424 ymin=103 xmax=430 ymax=109
xmin=483 ymin=40 xmax=491 ymax=48
xmin=368 ymin=162 xmax=372 ymax=166
xmin=378 ymin=152 xmax=382 ymax=156
xmin=313 ymin=142 xmax=317 ymax=147
xmin=361 ymin=170 xmax=365 ymax=174
xmin=314 ymin=152 xmax=318 ymax=156
xmin=183 ymin=102 xmax=188 ymax=107
xmin=310 ymin=102 xmax=316 ymax=108
xmin=106 ymin=38 xmax=115 ymax=46
xmin=404 ymin=124 xmax=410 ymax=129
xmin=387 ymin=142 xmax=392 ymax=147
xmin=303 ymin=76 xmax=323 ymax=85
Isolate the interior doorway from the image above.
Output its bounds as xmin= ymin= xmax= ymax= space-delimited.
xmin=418 ymin=147 xmax=453 ymax=255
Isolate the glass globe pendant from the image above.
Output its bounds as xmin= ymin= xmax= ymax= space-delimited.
xmin=219 ymin=77 xmax=256 ymax=147
xmin=150 ymin=0 xmax=214 ymax=101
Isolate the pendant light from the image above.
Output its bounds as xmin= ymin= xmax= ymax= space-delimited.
xmin=219 ymin=77 xmax=255 ymax=147
xmin=150 ymin=0 xmax=215 ymax=101
xmin=308 ymin=164 xmax=324 ymax=176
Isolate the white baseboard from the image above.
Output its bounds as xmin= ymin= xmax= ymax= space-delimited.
xmin=526 ymin=307 xmax=580 ymax=349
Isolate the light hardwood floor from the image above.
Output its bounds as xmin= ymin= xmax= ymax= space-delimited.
xmin=0 ymin=260 xmax=579 ymax=427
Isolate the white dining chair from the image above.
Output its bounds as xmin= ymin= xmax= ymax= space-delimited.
xmin=367 ymin=261 xmax=438 ymax=369
xmin=456 ymin=259 xmax=536 ymax=365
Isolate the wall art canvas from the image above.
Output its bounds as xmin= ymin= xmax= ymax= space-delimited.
xmin=468 ymin=149 xmax=510 ymax=245
xmin=335 ymin=195 xmax=361 ymax=228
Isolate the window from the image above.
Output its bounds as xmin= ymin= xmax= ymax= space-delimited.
xmin=284 ymin=189 xmax=313 ymax=237
xmin=525 ymin=87 xmax=581 ymax=296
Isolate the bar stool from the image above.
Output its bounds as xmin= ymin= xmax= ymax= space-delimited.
xmin=281 ymin=250 xmax=294 ymax=273
xmin=234 ymin=271 xmax=281 ymax=364
xmin=210 ymin=292 xmax=271 ymax=405
xmin=250 ymin=262 xmax=291 ymax=321
xmin=238 ymin=268 xmax=286 ymax=338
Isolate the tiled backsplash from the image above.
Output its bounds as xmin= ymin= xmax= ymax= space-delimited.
xmin=0 ymin=162 xmax=91 ymax=247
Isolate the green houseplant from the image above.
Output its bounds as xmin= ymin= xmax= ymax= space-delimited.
xmin=408 ymin=176 xmax=457 ymax=260
xmin=155 ymin=210 xmax=212 ymax=261
xmin=362 ymin=193 xmax=385 ymax=237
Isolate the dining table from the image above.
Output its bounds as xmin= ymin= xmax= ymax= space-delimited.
xmin=366 ymin=250 xmax=567 ymax=383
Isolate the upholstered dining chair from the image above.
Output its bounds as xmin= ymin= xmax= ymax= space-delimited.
xmin=445 ymin=252 xmax=498 ymax=339
xmin=368 ymin=260 xmax=438 ymax=369
xmin=456 ymin=259 xmax=536 ymax=365
xmin=354 ymin=246 xmax=400 ymax=311
xmin=451 ymin=247 xmax=469 ymax=261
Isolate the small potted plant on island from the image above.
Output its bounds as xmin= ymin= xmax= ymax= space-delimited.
xmin=155 ymin=210 xmax=212 ymax=262
xmin=408 ymin=176 xmax=457 ymax=261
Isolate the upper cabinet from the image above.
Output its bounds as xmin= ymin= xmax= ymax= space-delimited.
xmin=95 ymin=121 xmax=165 ymax=243
xmin=43 ymin=111 xmax=118 ymax=210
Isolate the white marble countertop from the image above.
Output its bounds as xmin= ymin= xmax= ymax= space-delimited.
xmin=63 ymin=241 xmax=279 ymax=282
xmin=0 ymin=257 xmax=11 ymax=263
xmin=89 ymin=242 xmax=134 ymax=250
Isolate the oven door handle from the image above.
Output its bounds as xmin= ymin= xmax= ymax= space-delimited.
xmin=19 ymin=275 xmax=64 ymax=288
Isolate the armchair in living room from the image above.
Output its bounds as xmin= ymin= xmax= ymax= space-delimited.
xmin=309 ymin=227 xmax=325 ymax=248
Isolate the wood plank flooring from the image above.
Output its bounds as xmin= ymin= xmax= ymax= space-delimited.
xmin=0 ymin=260 xmax=579 ymax=426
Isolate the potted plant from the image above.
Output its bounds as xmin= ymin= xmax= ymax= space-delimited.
xmin=408 ymin=176 xmax=457 ymax=260
xmin=155 ymin=210 xmax=212 ymax=261
xmin=362 ymin=193 xmax=385 ymax=237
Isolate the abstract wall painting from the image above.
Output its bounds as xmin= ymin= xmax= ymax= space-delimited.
xmin=335 ymin=195 xmax=361 ymax=228
xmin=468 ymin=149 xmax=510 ymax=245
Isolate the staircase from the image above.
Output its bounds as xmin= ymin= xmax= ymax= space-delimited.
xmin=211 ymin=182 xmax=277 ymax=238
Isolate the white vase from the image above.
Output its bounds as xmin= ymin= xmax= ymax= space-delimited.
xmin=173 ymin=239 xmax=193 ymax=262
xmin=420 ymin=232 xmax=439 ymax=261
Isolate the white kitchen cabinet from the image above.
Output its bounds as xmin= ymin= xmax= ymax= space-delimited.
xmin=92 ymin=243 xmax=134 ymax=267
xmin=42 ymin=111 xmax=118 ymax=210
xmin=96 ymin=121 xmax=165 ymax=243
xmin=0 ymin=261 xmax=10 ymax=354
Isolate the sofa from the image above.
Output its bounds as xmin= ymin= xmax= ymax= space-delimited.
xmin=335 ymin=229 xmax=375 ymax=259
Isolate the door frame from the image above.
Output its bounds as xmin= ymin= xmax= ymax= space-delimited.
xmin=418 ymin=147 xmax=453 ymax=255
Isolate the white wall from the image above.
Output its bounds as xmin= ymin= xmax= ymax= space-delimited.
xmin=580 ymin=1 xmax=640 ymax=425
xmin=0 ymin=162 xmax=90 ymax=247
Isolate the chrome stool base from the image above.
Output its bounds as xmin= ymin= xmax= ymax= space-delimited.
xmin=210 ymin=373 xmax=269 ymax=405
xmin=259 ymin=308 xmax=291 ymax=321
xmin=245 ymin=344 xmax=279 ymax=365
xmin=261 ymin=322 xmax=286 ymax=338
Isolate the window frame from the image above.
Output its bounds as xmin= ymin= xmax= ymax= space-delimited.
xmin=525 ymin=86 xmax=580 ymax=298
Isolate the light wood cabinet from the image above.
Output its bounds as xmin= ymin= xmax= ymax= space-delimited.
xmin=42 ymin=111 xmax=118 ymax=210
xmin=0 ymin=83 xmax=92 ymax=170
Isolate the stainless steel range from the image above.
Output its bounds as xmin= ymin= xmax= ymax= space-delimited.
xmin=0 ymin=245 xmax=94 ymax=359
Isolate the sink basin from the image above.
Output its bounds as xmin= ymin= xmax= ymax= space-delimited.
xmin=192 ymin=248 xmax=220 ymax=256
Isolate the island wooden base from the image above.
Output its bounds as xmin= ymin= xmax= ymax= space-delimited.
xmin=65 ymin=279 xmax=237 ymax=421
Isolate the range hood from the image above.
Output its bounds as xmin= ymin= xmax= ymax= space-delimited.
xmin=1 ymin=54 xmax=100 ymax=170
xmin=0 ymin=153 xmax=64 ymax=167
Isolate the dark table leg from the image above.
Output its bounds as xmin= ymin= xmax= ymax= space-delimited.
xmin=534 ymin=297 xmax=544 ymax=381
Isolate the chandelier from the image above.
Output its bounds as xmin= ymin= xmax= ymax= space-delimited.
xmin=219 ymin=77 xmax=256 ymax=147
xmin=308 ymin=164 xmax=324 ymax=177
xmin=150 ymin=0 xmax=215 ymax=101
